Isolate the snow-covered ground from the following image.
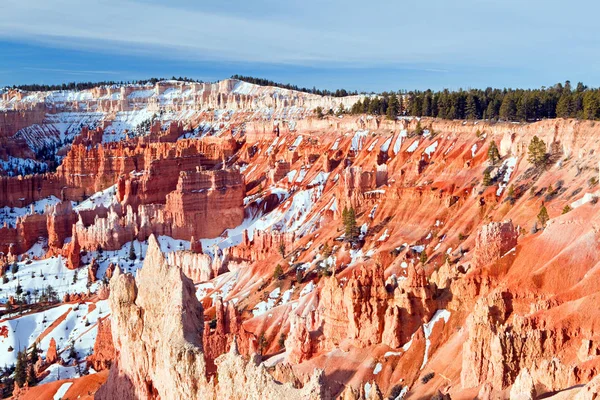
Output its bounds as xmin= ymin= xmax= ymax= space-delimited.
xmin=0 ymin=235 xmax=188 ymax=304
xmin=0 ymin=195 xmax=61 ymax=228
xmin=0 ymin=156 xmax=48 ymax=177
xmin=74 ymin=185 xmax=117 ymax=211
xmin=0 ymin=300 xmax=109 ymax=370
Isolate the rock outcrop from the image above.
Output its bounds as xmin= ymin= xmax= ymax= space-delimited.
xmin=87 ymin=317 xmax=115 ymax=372
xmin=98 ymin=234 xmax=326 ymax=400
xmin=472 ymin=220 xmax=518 ymax=268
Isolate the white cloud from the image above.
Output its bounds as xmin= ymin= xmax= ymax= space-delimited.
xmin=1 ymin=0 xmax=599 ymax=71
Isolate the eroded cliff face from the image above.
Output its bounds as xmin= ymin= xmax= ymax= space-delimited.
xmin=97 ymin=235 xmax=327 ymax=400
xmin=8 ymin=100 xmax=600 ymax=399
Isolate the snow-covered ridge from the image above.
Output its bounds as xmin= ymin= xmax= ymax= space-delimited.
xmin=1 ymin=79 xmax=364 ymax=112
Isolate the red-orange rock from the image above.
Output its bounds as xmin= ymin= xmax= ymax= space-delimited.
xmin=87 ymin=317 xmax=115 ymax=371
xmin=46 ymin=338 xmax=58 ymax=364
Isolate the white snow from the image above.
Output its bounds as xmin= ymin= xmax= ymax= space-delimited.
xmin=364 ymin=382 xmax=372 ymax=398
xmin=420 ymin=309 xmax=451 ymax=370
xmin=281 ymin=286 xmax=295 ymax=304
xmin=496 ymin=156 xmax=517 ymax=196
xmin=378 ymin=229 xmax=390 ymax=241
xmin=309 ymin=172 xmax=330 ymax=186
xmin=300 ymin=281 xmax=315 ymax=297
xmin=74 ymin=185 xmax=117 ymax=211
xmin=53 ymin=382 xmax=73 ymax=400
xmin=286 ymin=170 xmax=298 ymax=183
xmin=471 ymin=143 xmax=478 ymax=158
xmin=331 ymin=138 xmax=340 ymax=151
xmin=359 ymin=223 xmax=368 ymax=239
xmin=393 ymin=130 xmax=407 ymax=154
xmin=373 ymin=363 xmax=382 ymax=375
xmin=411 ymin=245 xmax=425 ymax=253
xmin=350 ymin=130 xmax=369 ymax=151
xmin=253 ymin=287 xmax=281 ymax=317
xmin=406 ymin=140 xmax=419 ymax=153
xmin=0 ymin=300 xmax=109 ymax=374
xmin=295 ymin=168 xmax=308 ymax=183
xmin=369 ymin=205 xmax=378 ymax=219
xmin=289 ymin=135 xmax=303 ymax=150
xmin=571 ymin=192 xmax=600 ymax=209
xmin=380 ymin=136 xmax=393 ymax=153
xmin=0 ymin=196 xmax=62 ymax=228
xmin=424 ymin=141 xmax=439 ymax=156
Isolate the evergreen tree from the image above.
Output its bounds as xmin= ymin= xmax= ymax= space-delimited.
xmin=128 ymin=241 xmax=136 ymax=261
xmin=483 ymin=170 xmax=492 ymax=186
xmin=387 ymin=93 xmax=399 ymax=120
xmin=343 ymin=207 xmax=358 ymax=241
xmin=419 ymin=251 xmax=428 ymax=264
xmin=314 ymin=106 xmax=324 ymax=118
xmin=14 ymin=350 xmax=27 ymax=387
xmin=499 ymin=94 xmax=517 ymax=120
xmin=528 ymin=136 xmax=547 ymax=167
xmin=556 ymin=93 xmax=572 ymax=118
xmin=465 ymin=95 xmax=478 ymax=120
xmin=278 ymin=243 xmax=285 ymax=258
xmin=583 ymin=91 xmax=600 ymax=120
xmin=30 ymin=341 xmax=39 ymax=364
xmin=273 ymin=264 xmax=284 ymax=280
xmin=414 ymin=120 xmax=424 ymax=136
xmin=26 ymin=363 xmax=36 ymax=387
xmin=487 ymin=141 xmax=500 ymax=165
xmin=69 ymin=345 xmax=77 ymax=360
xmin=537 ymin=204 xmax=550 ymax=228
xmin=258 ymin=333 xmax=268 ymax=356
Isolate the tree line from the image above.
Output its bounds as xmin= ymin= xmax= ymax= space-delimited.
xmin=10 ymin=75 xmax=600 ymax=122
xmin=231 ymin=75 xmax=360 ymax=97
xmin=9 ymin=76 xmax=204 ymax=92
xmin=349 ymin=81 xmax=600 ymax=121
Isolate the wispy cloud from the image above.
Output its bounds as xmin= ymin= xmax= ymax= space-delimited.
xmin=23 ymin=67 xmax=121 ymax=75
xmin=1 ymin=0 xmax=598 ymax=79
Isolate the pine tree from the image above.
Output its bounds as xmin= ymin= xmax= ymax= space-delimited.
xmin=414 ymin=120 xmax=424 ymax=136
xmin=556 ymin=93 xmax=572 ymax=118
xmin=537 ymin=204 xmax=550 ymax=228
xmin=69 ymin=345 xmax=77 ymax=360
xmin=465 ymin=95 xmax=478 ymax=120
xmin=562 ymin=204 xmax=572 ymax=214
xmin=314 ymin=107 xmax=324 ymax=118
xmin=128 ymin=241 xmax=136 ymax=261
xmin=419 ymin=251 xmax=428 ymax=264
xmin=344 ymin=207 xmax=358 ymax=241
xmin=273 ymin=264 xmax=284 ymax=280
xmin=499 ymin=94 xmax=517 ymax=121
xmin=507 ymin=185 xmax=515 ymax=199
xmin=528 ymin=136 xmax=547 ymax=167
xmin=278 ymin=243 xmax=285 ymax=258
xmin=483 ymin=170 xmax=492 ymax=186
xmin=487 ymin=141 xmax=500 ymax=165
xmin=258 ymin=333 xmax=268 ymax=356
xmin=14 ymin=350 xmax=27 ymax=387
xmin=26 ymin=363 xmax=36 ymax=387
xmin=387 ymin=93 xmax=399 ymax=120
xmin=30 ymin=341 xmax=39 ymax=364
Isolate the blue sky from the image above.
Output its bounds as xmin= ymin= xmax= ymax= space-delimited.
xmin=1 ymin=0 xmax=600 ymax=92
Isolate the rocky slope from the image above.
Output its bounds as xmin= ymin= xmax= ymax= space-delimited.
xmin=4 ymin=80 xmax=600 ymax=399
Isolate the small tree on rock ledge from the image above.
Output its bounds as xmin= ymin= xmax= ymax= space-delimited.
xmin=537 ymin=204 xmax=549 ymax=228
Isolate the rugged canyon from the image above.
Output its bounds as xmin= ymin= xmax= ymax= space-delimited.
xmin=2 ymin=79 xmax=600 ymax=399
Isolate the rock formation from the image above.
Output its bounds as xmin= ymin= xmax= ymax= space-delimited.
xmin=97 ymin=234 xmax=326 ymax=400
xmin=472 ymin=219 xmax=518 ymax=268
